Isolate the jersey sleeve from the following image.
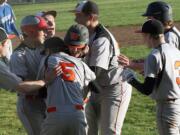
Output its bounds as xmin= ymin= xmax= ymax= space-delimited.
xmin=144 ymin=50 xmax=162 ymax=78
xmin=165 ymin=32 xmax=179 ymax=49
xmin=10 ymin=51 xmax=28 ymax=80
xmin=0 ymin=63 xmax=22 ymax=90
xmin=47 ymin=56 xmax=59 ymax=70
xmin=88 ymin=37 xmax=111 ymax=70
xmin=82 ymin=62 xmax=96 ymax=86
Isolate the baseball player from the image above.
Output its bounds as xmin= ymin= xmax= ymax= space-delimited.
xmin=0 ymin=27 xmax=47 ymax=93
xmin=123 ymin=19 xmax=180 ymax=135
xmin=72 ymin=1 xmax=132 ymax=135
xmin=36 ymin=10 xmax=57 ymax=38
xmin=143 ymin=1 xmax=180 ymax=50
xmin=10 ymin=15 xmax=48 ymax=135
xmin=0 ymin=0 xmax=23 ymax=60
xmin=40 ymin=24 xmax=96 ymax=135
xmin=119 ymin=1 xmax=180 ymax=74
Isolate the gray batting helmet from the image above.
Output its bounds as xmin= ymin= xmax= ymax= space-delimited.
xmin=142 ymin=1 xmax=173 ymax=23
xmin=64 ymin=24 xmax=89 ymax=48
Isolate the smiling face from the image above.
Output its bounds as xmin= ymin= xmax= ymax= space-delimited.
xmin=43 ymin=14 xmax=56 ymax=38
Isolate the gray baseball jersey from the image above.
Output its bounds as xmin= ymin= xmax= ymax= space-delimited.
xmin=165 ymin=26 xmax=180 ymax=49
xmin=46 ymin=52 xmax=95 ymax=108
xmin=10 ymin=43 xmax=43 ymax=81
xmin=86 ymin=25 xmax=123 ymax=88
xmin=0 ymin=58 xmax=21 ymax=90
xmin=144 ymin=43 xmax=180 ymax=100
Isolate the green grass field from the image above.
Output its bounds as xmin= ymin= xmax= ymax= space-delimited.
xmin=1 ymin=0 xmax=180 ymax=134
xmin=13 ymin=0 xmax=180 ymax=31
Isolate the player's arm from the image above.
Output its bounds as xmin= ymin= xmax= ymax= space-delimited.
xmin=128 ymin=77 xmax=156 ymax=95
xmin=0 ymin=64 xmax=45 ymax=92
xmin=124 ymin=53 xmax=160 ymax=95
xmin=118 ymin=54 xmax=144 ymax=72
xmin=16 ymin=80 xmax=46 ymax=93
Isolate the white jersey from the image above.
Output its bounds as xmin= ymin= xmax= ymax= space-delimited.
xmin=165 ymin=26 xmax=180 ymax=49
xmin=144 ymin=43 xmax=180 ymax=100
xmin=45 ymin=52 xmax=96 ymax=110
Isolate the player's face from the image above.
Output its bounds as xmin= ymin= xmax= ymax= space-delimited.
xmin=43 ymin=14 xmax=56 ymax=38
xmin=33 ymin=30 xmax=47 ymax=45
xmin=68 ymin=46 xmax=84 ymax=58
xmin=74 ymin=12 xmax=90 ymax=27
xmin=147 ymin=16 xmax=155 ymax=20
xmin=142 ymin=33 xmax=152 ymax=48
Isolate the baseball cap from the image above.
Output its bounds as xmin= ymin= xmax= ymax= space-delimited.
xmin=36 ymin=10 xmax=57 ymax=18
xmin=0 ymin=27 xmax=8 ymax=43
xmin=142 ymin=1 xmax=172 ymax=22
xmin=71 ymin=0 xmax=99 ymax=15
xmin=64 ymin=24 xmax=89 ymax=48
xmin=21 ymin=15 xmax=48 ymax=31
xmin=136 ymin=20 xmax=164 ymax=35
xmin=41 ymin=37 xmax=65 ymax=54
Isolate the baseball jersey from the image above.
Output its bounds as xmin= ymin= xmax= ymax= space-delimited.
xmin=165 ymin=26 xmax=180 ymax=49
xmin=0 ymin=3 xmax=20 ymax=36
xmin=0 ymin=58 xmax=21 ymax=90
xmin=45 ymin=52 xmax=96 ymax=110
xmin=10 ymin=43 xmax=43 ymax=94
xmin=144 ymin=43 xmax=180 ymax=100
xmin=86 ymin=24 xmax=123 ymax=87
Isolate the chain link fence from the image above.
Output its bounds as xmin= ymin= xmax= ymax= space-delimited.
xmin=9 ymin=0 xmax=79 ymax=5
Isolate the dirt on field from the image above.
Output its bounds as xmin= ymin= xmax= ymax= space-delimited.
xmin=12 ymin=22 xmax=180 ymax=47
xmin=56 ymin=22 xmax=180 ymax=47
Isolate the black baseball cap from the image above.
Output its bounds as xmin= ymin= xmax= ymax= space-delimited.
xmin=71 ymin=0 xmax=99 ymax=15
xmin=41 ymin=37 xmax=66 ymax=54
xmin=142 ymin=1 xmax=172 ymax=22
xmin=136 ymin=19 xmax=164 ymax=35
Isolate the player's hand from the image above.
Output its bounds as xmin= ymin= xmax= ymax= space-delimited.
xmin=45 ymin=64 xmax=63 ymax=84
xmin=18 ymin=34 xmax=24 ymax=42
xmin=118 ymin=54 xmax=131 ymax=67
xmin=122 ymin=68 xmax=136 ymax=83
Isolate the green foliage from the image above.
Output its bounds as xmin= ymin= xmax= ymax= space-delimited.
xmin=12 ymin=0 xmax=180 ymax=31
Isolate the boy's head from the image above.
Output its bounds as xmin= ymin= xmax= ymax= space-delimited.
xmin=42 ymin=37 xmax=67 ymax=55
xmin=21 ymin=15 xmax=48 ymax=44
xmin=136 ymin=19 xmax=164 ymax=48
xmin=142 ymin=1 xmax=173 ymax=26
xmin=64 ymin=24 xmax=89 ymax=58
xmin=36 ymin=10 xmax=57 ymax=38
xmin=71 ymin=1 xmax=99 ymax=28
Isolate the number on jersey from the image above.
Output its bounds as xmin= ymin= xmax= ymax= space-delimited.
xmin=59 ymin=62 xmax=75 ymax=82
xmin=175 ymin=61 xmax=180 ymax=85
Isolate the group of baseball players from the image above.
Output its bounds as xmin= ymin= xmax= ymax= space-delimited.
xmin=0 ymin=0 xmax=180 ymax=135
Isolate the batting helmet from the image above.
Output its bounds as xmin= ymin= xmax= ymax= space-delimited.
xmin=64 ymin=24 xmax=89 ymax=48
xmin=142 ymin=1 xmax=173 ymax=23
xmin=21 ymin=15 xmax=48 ymax=33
